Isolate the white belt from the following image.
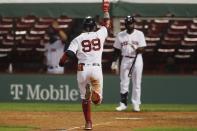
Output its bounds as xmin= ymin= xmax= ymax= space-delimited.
xmin=48 ymin=65 xmax=58 ymax=69
xmin=79 ymin=63 xmax=100 ymax=66
xmin=122 ymin=55 xmax=135 ymax=58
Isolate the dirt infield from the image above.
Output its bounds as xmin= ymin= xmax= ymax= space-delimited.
xmin=0 ymin=111 xmax=197 ymax=131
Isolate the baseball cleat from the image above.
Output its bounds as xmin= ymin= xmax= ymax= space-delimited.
xmin=85 ymin=84 xmax=92 ymax=100
xmin=133 ymin=104 xmax=140 ymax=112
xmin=116 ymin=102 xmax=127 ymax=111
xmin=84 ymin=121 xmax=92 ymax=130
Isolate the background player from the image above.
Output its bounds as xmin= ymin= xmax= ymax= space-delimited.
xmin=59 ymin=4 xmax=110 ymax=130
xmin=111 ymin=16 xmax=146 ymax=112
xmin=44 ymin=21 xmax=67 ymax=74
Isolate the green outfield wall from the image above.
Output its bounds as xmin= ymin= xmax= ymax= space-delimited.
xmin=0 ymin=3 xmax=197 ymax=17
xmin=0 ymin=74 xmax=196 ymax=104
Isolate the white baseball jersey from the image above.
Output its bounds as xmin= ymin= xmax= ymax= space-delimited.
xmin=44 ymin=39 xmax=65 ymax=74
xmin=114 ymin=29 xmax=146 ymax=57
xmin=68 ymin=26 xmax=108 ymax=64
xmin=68 ymin=26 xmax=108 ymax=100
xmin=113 ymin=29 xmax=146 ymax=106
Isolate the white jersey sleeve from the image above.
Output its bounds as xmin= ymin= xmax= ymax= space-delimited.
xmin=113 ymin=30 xmax=146 ymax=57
xmin=67 ymin=38 xmax=79 ymax=54
xmin=97 ymin=26 xmax=108 ymax=39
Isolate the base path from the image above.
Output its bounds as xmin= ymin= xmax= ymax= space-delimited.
xmin=0 ymin=111 xmax=197 ymax=131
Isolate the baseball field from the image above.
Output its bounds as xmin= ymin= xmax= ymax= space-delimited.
xmin=0 ymin=103 xmax=197 ymax=131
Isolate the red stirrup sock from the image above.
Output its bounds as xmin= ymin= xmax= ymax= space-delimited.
xmin=82 ymin=99 xmax=92 ymax=123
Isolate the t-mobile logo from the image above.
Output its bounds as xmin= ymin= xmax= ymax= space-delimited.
xmin=10 ymin=84 xmax=24 ymax=100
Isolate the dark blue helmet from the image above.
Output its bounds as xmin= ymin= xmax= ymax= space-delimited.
xmin=83 ymin=16 xmax=96 ymax=32
xmin=124 ymin=15 xmax=135 ymax=26
xmin=125 ymin=16 xmax=135 ymax=33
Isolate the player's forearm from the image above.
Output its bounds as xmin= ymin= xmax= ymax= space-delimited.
xmin=51 ymin=20 xmax=68 ymax=42
xmin=66 ymin=50 xmax=76 ymax=59
xmin=58 ymin=30 xmax=68 ymax=42
xmin=102 ymin=12 xmax=111 ymax=29
xmin=59 ymin=50 xmax=75 ymax=66
xmin=112 ymin=48 xmax=121 ymax=61
xmin=102 ymin=0 xmax=111 ymax=29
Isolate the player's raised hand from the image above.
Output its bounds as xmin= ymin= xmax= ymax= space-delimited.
xmin=102 ymin=0 xmax=110 ymax=12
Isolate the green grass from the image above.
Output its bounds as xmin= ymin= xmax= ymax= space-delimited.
xmin=0 ymin=127 xmax=28 ymax=131
xmin=141 ymin=104 xmax=197 ymax=112
xmin=0 ymin=126 xmax=36 ymax=131
xmin=134 ymin=127 xmax=197 ymax=131
xmin=0 ymin=102 xmax=82 ymax=112
xmin=0 ymin=103 xmax=197 ymax=112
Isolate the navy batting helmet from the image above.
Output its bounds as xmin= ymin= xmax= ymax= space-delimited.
xmin=125 ymin=15 xmax=135 ymax=26
xmin=83 ymin=16 xmax=96 ymax=32
xmin=124 ymin=16 xmax=135 ymax=33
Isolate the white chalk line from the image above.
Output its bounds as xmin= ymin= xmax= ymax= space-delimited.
xmin=115 ymin=117 xmax=144 ymax=120
xmin=48 ymin=117 xmax=143 ymax=130
xmin=66 ymin=121 xmax=113 ymax=131
xmin=47 ymin=129 xmax=67 ymax=131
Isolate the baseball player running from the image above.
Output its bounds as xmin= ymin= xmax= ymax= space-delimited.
xmin=59 ymin=6 xmax=110 ymax=130
xmin=111 ymin=16 xmax=146 ymax=112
